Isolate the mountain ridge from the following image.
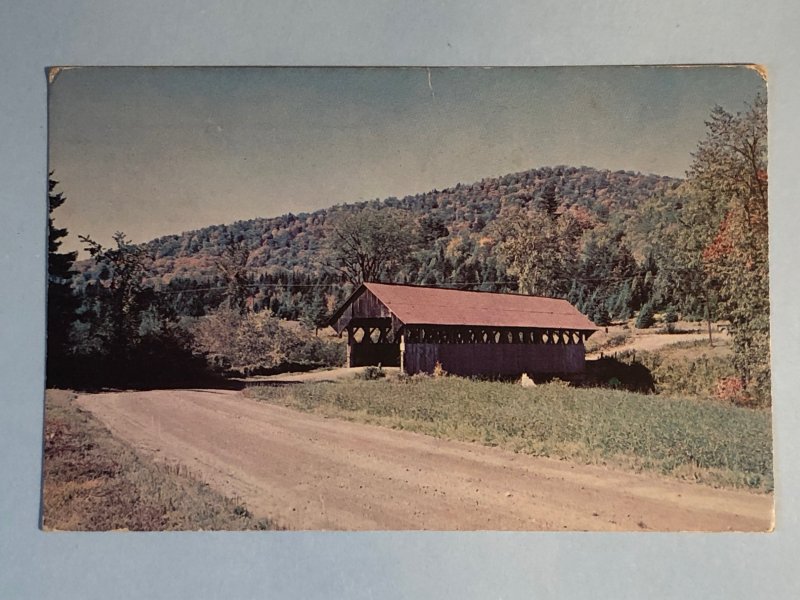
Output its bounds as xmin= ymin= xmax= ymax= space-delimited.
xmin=74 ymin=165 xmax=682 ymax=321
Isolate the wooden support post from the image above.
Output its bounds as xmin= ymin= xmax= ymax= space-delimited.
xmin=399 ymin=332 xmax=405 ymax=373
xmin=346 ymin=325 xmax=353 ymax=367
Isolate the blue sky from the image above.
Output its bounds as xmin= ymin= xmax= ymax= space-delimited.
xmin=48 ymin=66 xmax=765 ymax=255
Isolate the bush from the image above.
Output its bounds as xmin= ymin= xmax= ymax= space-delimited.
xmin=357 ymin=365 xmax=386 ymax=380
xmin=292 ymin=336 xmax=346 ymax=368
xmin=714 ymin=376 xmax=751 ymax=406
xmin=610 ymin=342 xmax=737 ymax=400
xmin=49 ymin=326 xmax=225 ymax=390
xmin=606 ymin=333 xmax=631 ymax=348
xmin=191 ymin=308 xmax=345 ymax=375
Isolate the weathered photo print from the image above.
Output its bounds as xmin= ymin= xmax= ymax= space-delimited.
xmin=43 ymin=66 xmax=771 ymax=531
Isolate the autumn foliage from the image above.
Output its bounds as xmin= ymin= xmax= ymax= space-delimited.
xmin=690 ymin=96 xmax=770 ymax=403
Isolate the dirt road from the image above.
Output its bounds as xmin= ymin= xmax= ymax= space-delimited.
xmin=585 ymin=321 xmax=730 ymax=359
xmin=76 ymin=389 xmax=772 ymax=531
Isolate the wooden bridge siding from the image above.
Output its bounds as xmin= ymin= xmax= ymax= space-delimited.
xmin=332 ymin=288 xmax=393 ymax=334
xmin=402 ymin=342 xmax=586 ymax=377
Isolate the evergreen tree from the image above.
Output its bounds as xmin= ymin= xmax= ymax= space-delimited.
xmin=664 ymin=305 xmax=678 ymax=333
xmin=539 ymin=180 xmax=559 ymax=216
xmin=215 ymin=234 xmax=252 ymax=315
xmin=46 ymin=176 xmax=80 ymax=380
xmin=592 ymin=303 xmax=611 ymax=327
xmin=635 ymin=301 xmax=655 ymax=329
xmin=610 ymin=281 xmax=633 ymax=320
xmin=300 ymin=292 xmax=330 ymax=335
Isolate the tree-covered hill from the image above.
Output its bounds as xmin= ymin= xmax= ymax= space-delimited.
xmin=145 ymin=165 xmax=678 ymax=268
xmin=71 ymin=166 xmax=679 ymax=320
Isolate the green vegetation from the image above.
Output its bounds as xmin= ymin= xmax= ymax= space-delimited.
xmin=663 ymin=306 xmax=679 ymax=333
xmin=191 ymin=307 xmax=345 ymax=376
xmin=635 ymin=301 xmax=656 ymax=329
xmin=628 ymin=97 xmax=769 ymax=401
xmin=70 ymin=166 xmax=678 ymax=323
xmin=42 ymin=390 xmax=282 ymax=530
xmin=47 ymin=176 xmax=80 ymax=371
xmin=355 ymin=365 xmax=386 ymax=380
xmin=616 ymin=341 xmax=738 ymax=400
xmin=246 ymin=378 xmax=773 ymax=491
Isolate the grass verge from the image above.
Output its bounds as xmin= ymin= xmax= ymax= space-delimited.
xmin=42 ymin=389 xmax=282 ymax=531
xmin=246 ymin=377 xmax=773 ymax=491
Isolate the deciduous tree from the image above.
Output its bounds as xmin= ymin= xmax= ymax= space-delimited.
xmin=684 ymin=96 xmax=770 ymax=401
xmin=78 ymin=232 xmax=149 ymax=356
xmin=492 ymin=206 xmax=582 ymax=298
xmin=324 ymin=207 xmax=418 ymax=285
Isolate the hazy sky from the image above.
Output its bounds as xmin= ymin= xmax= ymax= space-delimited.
xmin=48 ymin=66 xmax=765 ymax=255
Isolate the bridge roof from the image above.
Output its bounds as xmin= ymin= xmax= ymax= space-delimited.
xmin=331 ymin=282 xmax=598 ymax=332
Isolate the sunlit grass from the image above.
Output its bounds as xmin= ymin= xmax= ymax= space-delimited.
xmin=247 ymin=377 xmax=772 ymax=491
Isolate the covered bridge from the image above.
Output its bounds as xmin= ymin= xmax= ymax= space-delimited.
xmin=330 ymin=283 xmax=598 ymax=379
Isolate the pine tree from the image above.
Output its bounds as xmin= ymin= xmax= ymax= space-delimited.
xmin=300 ymin=293 xmax=330 ymax=335
xmin=592 ymin=304 xmax=611 ymax=327
xmin=635 ymin=301 xmax=655 ymax=329
xmin=539 ymin=180 xmax=559 ymax=217
xmin=46 ymin=176 xmax=79 ymax=381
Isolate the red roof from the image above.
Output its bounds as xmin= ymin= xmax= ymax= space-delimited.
xmin=358 ymin=283 xmax=598 ymax=330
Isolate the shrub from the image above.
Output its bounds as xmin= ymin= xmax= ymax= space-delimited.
xmin=714 ymin=376 xmax=751 ymax=406
xmin=608 ymin=342 xmax=737 ymax=400
xmin=192 ymin=307 xmax=345 ymax=375
xmin=606 ymin=333 xmax=631 ymax=348
xmin=392 ymin=371 xmax=412 ymax=383
xmin=357 ymin=365 xmax=385 ymax=380
xmin=292 ymin=336 xmax=346 ymax=368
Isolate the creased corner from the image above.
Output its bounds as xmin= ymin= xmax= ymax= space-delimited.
xmin=47 ymin=66 xmax=73 ymax=85
xmin=748 ymin=64 xmax=768 ymax=83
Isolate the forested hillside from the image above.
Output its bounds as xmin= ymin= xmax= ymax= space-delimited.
xmin=73 ymin=166 xmax=680 ymax=321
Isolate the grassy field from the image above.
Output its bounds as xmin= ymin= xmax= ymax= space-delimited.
xmin=42 ymin=389 xmax=282 ymax=531
xmin=247 ymin=377 xmax=773 ymax=491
